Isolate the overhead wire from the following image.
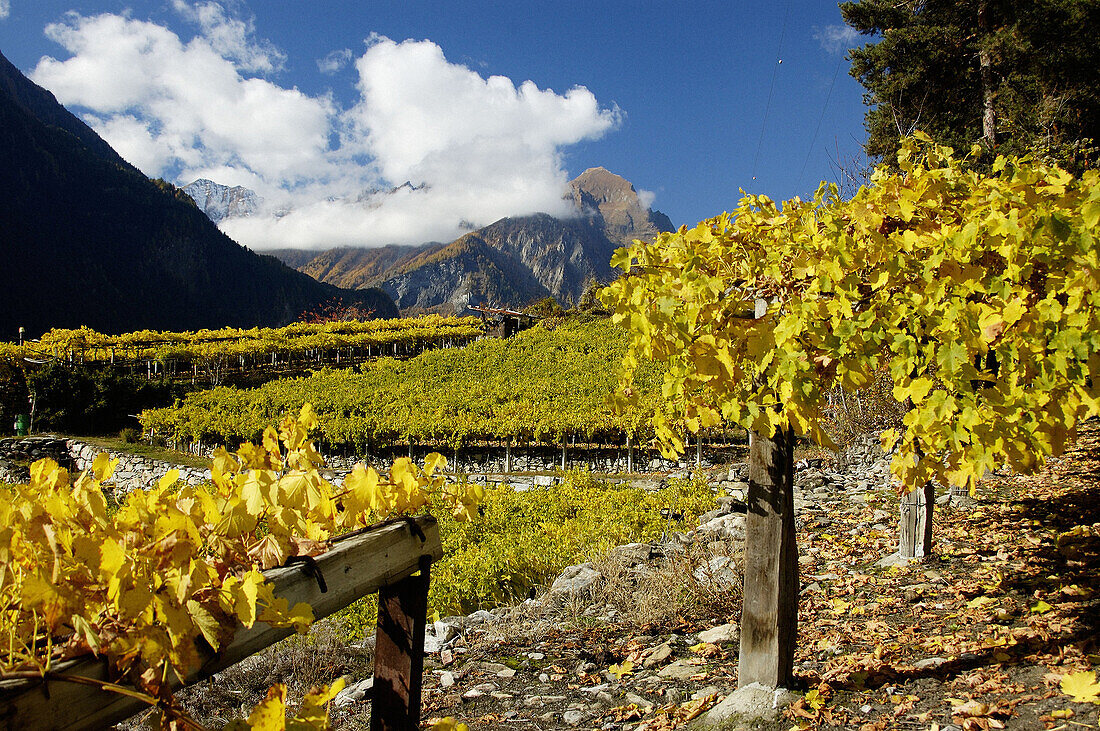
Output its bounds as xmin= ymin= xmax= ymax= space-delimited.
xmin=750 ymin=0 xmax=792 ymax=182
xmin=796 ymin=52 xmax=845 ymax=193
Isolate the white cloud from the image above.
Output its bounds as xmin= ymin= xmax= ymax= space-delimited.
xmin=0 ymin=1 xmax=10 ymax=20
xmin=814 ymin=24 xmax=861 ymax=55
xmin=28 ymin=8 xmax=621 ymax=249
xmin=33 ymin=11 xmax=352 ymax=193
xmin=171 ymin=0 xmax=285 ymax=73
xmin=318 ymin=48 xmax=352 ymax=74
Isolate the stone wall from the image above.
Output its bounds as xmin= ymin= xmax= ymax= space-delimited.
xmin=67 ymin=441 xmax=208 ymax=492
xmin=0 ymin=436 xmax=206 ymax=493
xmin=1 ymin=437 xmax=732 ymax=494
xmin=0 ymin=436 xmax=71 ymax=484
xmin=835 ymin=430 xmax=891 ymax=472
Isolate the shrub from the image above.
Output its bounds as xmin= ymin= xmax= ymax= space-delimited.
xmin=335 ymin=470 xmax=718 ymax=638
xmin=26 ymin=362 xmax=186 ymax=434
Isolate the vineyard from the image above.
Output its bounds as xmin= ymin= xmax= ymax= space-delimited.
xmin=1 ymin=315 xmax=486 ymax=385
xmin=139 ymin=317 xmax=687 ymax=455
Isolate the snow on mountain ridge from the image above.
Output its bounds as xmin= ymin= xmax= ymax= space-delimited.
xmin=182 ymin=179 xmax=261 ymax=224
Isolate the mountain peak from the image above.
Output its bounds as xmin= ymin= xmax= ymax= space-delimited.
xmin=568 ymin=167 xmax=673 ymax=246
xmin=183 ymin=179 xmax=261 ymax=224
xmin=570 ymin=167 xmax=638 ymax=203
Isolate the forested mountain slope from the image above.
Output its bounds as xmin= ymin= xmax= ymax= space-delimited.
xmin=0 ymin=50 xmax=396 ymax=339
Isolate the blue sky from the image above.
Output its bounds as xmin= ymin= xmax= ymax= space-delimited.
xmin=0 ymin=1 xmax=871 ymax=249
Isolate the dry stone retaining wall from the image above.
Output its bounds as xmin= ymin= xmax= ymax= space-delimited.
xmin=0 ymin=436 xmax=206 ymax=493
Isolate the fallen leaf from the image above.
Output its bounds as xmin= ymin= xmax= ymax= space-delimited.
xmin=1061 ymin=670 xmax=1100 ymax=704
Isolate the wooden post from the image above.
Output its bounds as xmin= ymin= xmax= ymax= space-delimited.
xmin=372 ymin=557 xmax=431 ymax=731
xmin=898 ymin=482 xmax=934 ymax=558
xmin=738 ymin=425 xmax=798 ymax=689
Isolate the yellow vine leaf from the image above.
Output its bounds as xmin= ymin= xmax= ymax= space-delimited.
xmin=1061 ymin=671 xmax=1100 ymax=704
xmin=289 ymin=677 xmax=346 ymax=729
xmin=431 ymin=718 xmax=470 ymax=731
xmin=609 ymin=660 xmax=635 ymax=679
xmin=242 ymin=683 xmax=288 ymax=730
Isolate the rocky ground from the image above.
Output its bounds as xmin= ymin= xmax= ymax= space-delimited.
xmin=157 ymin=424 xmax=1100 ymax=730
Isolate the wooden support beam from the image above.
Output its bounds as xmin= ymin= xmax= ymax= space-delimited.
xmin=738 ymin=426 xmax=798 ymax=689
xmin=0 ymin=516 xmax=442 ymax=731
xmin=372 ymin=556 xmax=431 ymax=731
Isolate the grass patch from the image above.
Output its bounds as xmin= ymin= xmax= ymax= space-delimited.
xmin=72 ymin=435 xmax=210 ymax=469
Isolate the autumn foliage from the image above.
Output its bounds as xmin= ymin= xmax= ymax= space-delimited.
xmin=0 ymin=404 xmax=475 ymax=728
xmin=604 ymin=134 xmax=1100 ymax=495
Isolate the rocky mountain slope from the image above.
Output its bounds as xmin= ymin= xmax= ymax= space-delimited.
xmin=296 ymin=244 xmax=446 ymax=292
xmin=262 ymin=168 xmax=674 ymax=313
xmin=182 ymin=179 xmax=261 ymax=223
xmin=0 ymin=50 xmax=396 ymax=337
xmin=568 ymin=166 xmax=674 ymax=247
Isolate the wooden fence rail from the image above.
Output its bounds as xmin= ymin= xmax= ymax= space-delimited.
xmin=0 ymin=515 xmax=442 ymax=731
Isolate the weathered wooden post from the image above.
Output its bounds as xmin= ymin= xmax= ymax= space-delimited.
xmin=898 ymin=482 xmax=934 ymax=558
xmin=738 ymin=297 xmax=798 ymax=689
xmin=738 ymin=426 xmax=798 ymax=688
xmin=372 ymin=556 xmax=431 ymax=731
xmin=894 ymin=434 xmax=934 ymax=560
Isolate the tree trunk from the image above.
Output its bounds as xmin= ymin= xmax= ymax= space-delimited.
xmin=979 ymin=0 xmax=996 ymax=145
xmin=738 ymin=426 xmax=798 ymax=689
xmin=899 ymin=482 xmax=934 ymax=558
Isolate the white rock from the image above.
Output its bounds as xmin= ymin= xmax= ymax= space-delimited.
xmin=548 ymin=563 xmax=602 ymax=600
xmin=702 ymin=683 xmax=797 ymax=725
xmin=423 ymin=619 xmax=456 ymax=653
xmin=692 ymin=556 xmax=740 ymax=590
xmin=697 ymin=622 xmax=740 ymax=646
xmin=697 ymin=514 xmax=745 ymax=540
xmin=657 ymin=659 xmax=702 ymax=681
xmin=466 ymin=609 xmax=496 ymax=624
xmin=642 ymin=643 xmax=673 ymax=668
xmin=333 ymin=677 xmax=373 ymax=707
xmin=562 ymin=710 xmax=586 ymax=726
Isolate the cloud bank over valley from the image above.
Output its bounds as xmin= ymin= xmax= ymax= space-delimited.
xmin=29 ymin=2 xmax=620 ymax=249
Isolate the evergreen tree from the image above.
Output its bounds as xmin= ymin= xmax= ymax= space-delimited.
xmin=842 ymin=0 xmax=1100 ymax=171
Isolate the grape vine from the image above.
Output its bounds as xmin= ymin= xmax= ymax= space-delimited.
xmin=0 ymin=404 xmax=476 ymax=728
xmin=140 ymin=318 xmax=670 ymax=450
xmin=6 ymin=315 xmax=485 ymax=369
xmin=603 ymin=134 xmax=1100 ymax=494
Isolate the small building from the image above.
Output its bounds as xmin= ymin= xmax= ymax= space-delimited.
xmin=466 ymin=305 xmax=539 ymax=338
